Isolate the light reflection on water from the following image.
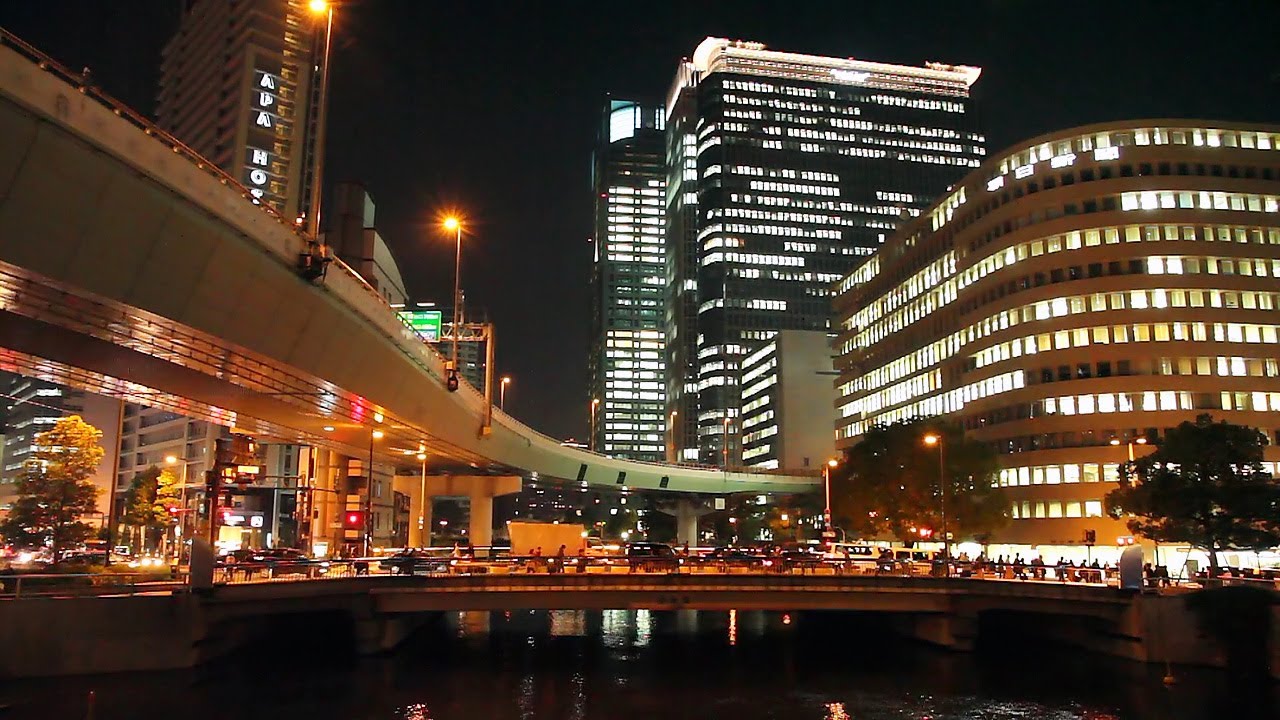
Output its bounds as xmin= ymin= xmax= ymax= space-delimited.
xmin=0 ymin=609 xmax=1271 ymax=720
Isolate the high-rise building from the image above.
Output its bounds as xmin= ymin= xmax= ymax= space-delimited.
xmin=665 ymin=37 xmax=985 ymax=465
xmin=1 ymin=376 xmax=121 ymax=522
xmin=590 ymin=100 xmax=668 ymax=459
xmin=329 ymin=181 xmax=409 ymax=307
xmin=834 ymin=120 xmax=1280 ymax=556
xmin=739 ymin=330 xmax=837 ymax=470
xmin=157 ymin=0 xmax=327 ymax=222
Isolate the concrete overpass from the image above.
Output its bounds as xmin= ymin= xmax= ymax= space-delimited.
xmin=0 ymin=30 xmax=816 ymax=513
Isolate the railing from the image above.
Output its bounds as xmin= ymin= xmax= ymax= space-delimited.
xmin=0 ymin=571 xmax=187 ymax=598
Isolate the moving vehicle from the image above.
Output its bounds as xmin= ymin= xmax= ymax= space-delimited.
xmin=379 ymin=548 xmax=452 ymax=576
xmin=626 ymin=542 xmax=678 ymax=572
xmin=219 ymin=547 xmax=328 ymax=578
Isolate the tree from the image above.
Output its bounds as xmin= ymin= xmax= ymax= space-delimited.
xmin=120 ymin=466 xmax=181 ymax=554
xmin=831 ymin=417 xmax=1007 ymax=544
xmin=0 ymin=415 xmax=104 ymax=559
xmin=1105 ymin=415 xmax=1280 ymax=575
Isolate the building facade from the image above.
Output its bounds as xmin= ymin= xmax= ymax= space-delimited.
xmin=590 ymin=100 xmax=668 ymax=460
xmin=835 ymin=120 xmax=1280 ymax=551
xmin=157 ymin=0 xmax=326 ymax=221
xmin=665 ymin=37 xmax=985 ymax=465
xmin=329 ymin=182 xmax=409 ymax=307
xmin=740 ymin=330 xmax=838 ymax=470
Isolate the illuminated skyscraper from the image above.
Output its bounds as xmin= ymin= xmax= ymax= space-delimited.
xmin=665 ymin=37 xmax=985 ymax=464
xmin=589 ymin=100 xmax=667 ymax=460
xmin=157 ymin=0 xmax=328 ymax=223
xmin=835 ymin=120 xmax=1280 ymax=553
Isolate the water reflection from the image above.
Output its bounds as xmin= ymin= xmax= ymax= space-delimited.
xmin=0 ymin=610 xmax=1272 ymax=719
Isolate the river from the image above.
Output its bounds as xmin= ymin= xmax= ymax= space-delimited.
xmin=1 ymin=609 xmax=1273 ymax=719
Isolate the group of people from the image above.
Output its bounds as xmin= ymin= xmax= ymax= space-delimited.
xmin=963 ymin=554 xmax=1109 ymax=582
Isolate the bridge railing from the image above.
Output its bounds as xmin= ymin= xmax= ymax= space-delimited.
xmin=0 ymin=571 xmax=186 ymax=598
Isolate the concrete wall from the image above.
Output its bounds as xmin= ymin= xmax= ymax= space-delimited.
xmin=776 ymin=330 xmax=837 ymax=471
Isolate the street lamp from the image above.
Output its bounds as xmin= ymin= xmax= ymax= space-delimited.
xmin=304 ymin=0 xmax=335 ymax=239
xmin=589 ymin=398 xmax=600 ymax=451
xmin=822 ymin=457 xmax=839 ymax=544
xmin=416 ymin=448 xmax=428 ymax=546
xmin=165 ymin=455 xmax=189 ymax=563
xmin=668 ymin=410 xmax=678 ymax=462
xmin=443 ymin=216 xmax=464 ymax=377
xmin=363 ymin=427 xmax=384 ymax=556
xmin=923 ymin=432 xmax=949 ymax=574
xmin=1110 ymin=436 xmax=1149 ymax=462
xmin=500 ymin=376 xmax=511 ymax=410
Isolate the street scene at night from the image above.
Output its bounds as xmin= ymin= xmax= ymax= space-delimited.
xmin=0 ymin=1 xmax=1277 ymax=717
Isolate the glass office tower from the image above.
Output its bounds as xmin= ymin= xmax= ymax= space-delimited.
xmin=665 ymin=37 xmax=985 ymax=464
xmin=589 ymin=100 xmax=668 ymax=459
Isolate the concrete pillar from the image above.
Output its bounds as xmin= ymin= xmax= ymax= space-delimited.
xmin=469 ymin=491 xmax=493 ymax=548
xmin=675 ymin=499 xmax=700 ymax=547
xmin=661 ymin=498 xmax=714 ymax=547
xmin=392 ymin=474 xmax=430 ymax=547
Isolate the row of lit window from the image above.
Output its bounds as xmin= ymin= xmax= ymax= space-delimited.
xmin=968 ymin=289 xmax=1280 ymax=368
xmin=841 ymin=370 xmax=1025 ymax=426
xmin=782 ymin=126 xmax=968 ymax=155
xmin=1011 ymin=500 xmax=1105 ymax=520
xmin=1121 ymin=190 xmax=1279 ymax=214
xmin=974 ymin=321 xmax=1280 ymax=376
xmin=741 ymin=409 xmax=774 ymax=430
xmin=845 ymin=220 xmax=1280 ymax=357
xmin=995 ymin=126 xmax=1280 ymax=178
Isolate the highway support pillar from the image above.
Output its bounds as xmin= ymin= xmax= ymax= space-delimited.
xmin=670 ymin=498 xmax=714 ymax=547
xmin=405 ymin=475 xmax=521 ymax=549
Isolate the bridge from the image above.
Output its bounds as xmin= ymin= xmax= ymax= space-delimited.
xmin=0 ymin=571 xmax=1158 ymax=678
xmin=0 ymin=28 xmax=815 ymax=531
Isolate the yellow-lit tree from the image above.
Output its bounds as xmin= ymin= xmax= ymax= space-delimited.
xmin=0 ymin=415 xmax=104 ymax=560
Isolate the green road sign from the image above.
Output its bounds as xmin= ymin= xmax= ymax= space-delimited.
xmin=399 ymin=310 xmax=442 ymax=342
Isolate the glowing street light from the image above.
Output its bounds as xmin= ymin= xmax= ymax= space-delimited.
xmin=922 ymin=432 xmax=949 ymax=574
xmin=821 ymin=457 xmax=839 ymax=543
xmin=589 ymin=398 xmax=600 ymax=451
xmin=1110 ymin=436 xmax=1148 ymax=462
xmin=442 ymin=216 xmax=464 ymax=379
xmin=500 ymin=376 xmax=512 ymax=410
xmin=304 ymin=0 xmax=335 ymax=238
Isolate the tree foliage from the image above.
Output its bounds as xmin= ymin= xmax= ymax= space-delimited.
xmin=120 ymin=466 xmax=181 ymax=553
xmin=831 ymin=417 xmax=1007 ymax=544
xmin=0 ymin=415 xmax=104 ymax=558
xmin=1105 ymin=415 xmax=1280 ymax=573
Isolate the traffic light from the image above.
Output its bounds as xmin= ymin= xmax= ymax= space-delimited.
xmin=446 ymin=368 xmax=460 ymax=392
xmin=1083 ymin=529 xmax=1097 ymax=545
xmin=342 ymin=510 xmax=366 ymax=530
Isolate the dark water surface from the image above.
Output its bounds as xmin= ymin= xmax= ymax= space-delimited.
xmin=2 ymin=609 xmax=1274 ymax=719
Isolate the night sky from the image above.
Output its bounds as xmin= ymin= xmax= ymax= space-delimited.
xmin=2 ymin=1 xmax=1278 ymax=439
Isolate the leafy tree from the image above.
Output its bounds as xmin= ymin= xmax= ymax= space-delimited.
xmin=0 ymin=415 xmax=104 ymax=559
xmin=831 ymin=417 xmax=1007 ymax=544
xmin=765 ymin=494 xmax=822 ymax=543
xmin=120 ymin=466 xmax=181 ymax=554
xmin=1105 ymin=415 xmax=1280 ymax=575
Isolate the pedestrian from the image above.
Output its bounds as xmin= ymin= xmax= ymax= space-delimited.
xmin=555 ymin=544 xmax=567 ymax=574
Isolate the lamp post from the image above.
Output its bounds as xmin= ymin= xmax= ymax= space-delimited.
xmin=363 ymin=428 xmax=384 ymax=556
xmin=443 ymin=216 xmax=463 ymax=374
xmin=923 ymin=432 xmax=949 ymax=574
xmin=416 ymin=448 xmax=428 ymax=547
xmin=722 ymin=416 xmax=730 ymax=469
xmin=822 ymin=458 xmax=839 ymax=543
xmin=304 ymin=0 xmax=334 ymax=238
xmin=500 ymin=376 xmax=511 ymax=410
xmin=1109 ymin=436 xmax=1148 ymax=463
xmin=165 ymin=455 xmax=188 ymax=563
xmin=589 ymin=398 xmax=600 ymax=451
xmin=668 ymin=410 xmax=678 ymax=463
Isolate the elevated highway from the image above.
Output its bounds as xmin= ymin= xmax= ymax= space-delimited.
xmin=0 ymin=32 xmax=815 ymax=494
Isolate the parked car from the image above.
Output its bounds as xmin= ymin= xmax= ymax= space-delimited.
xmin=219 ymin=548 xmax=327 ymax=578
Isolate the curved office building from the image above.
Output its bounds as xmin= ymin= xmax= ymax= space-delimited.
xmin=834 ymin=120 xmax=1280 ymax=558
